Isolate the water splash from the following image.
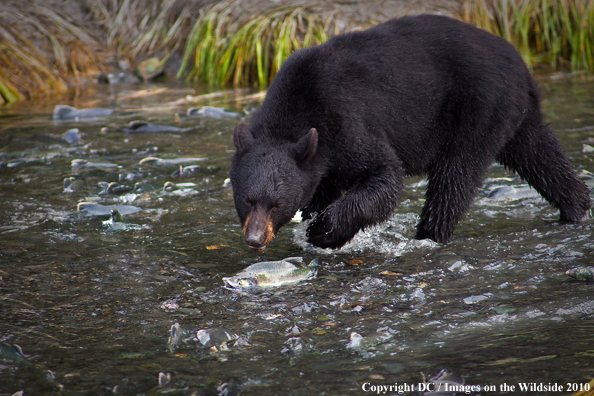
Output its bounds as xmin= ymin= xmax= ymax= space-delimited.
xmin=293 ymin=212 xmax=438 ymax=256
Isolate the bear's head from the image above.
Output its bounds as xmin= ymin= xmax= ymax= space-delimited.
xmin=230 ymin=122 xmax=319 ymax=250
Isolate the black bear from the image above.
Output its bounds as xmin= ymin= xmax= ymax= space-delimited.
xmin=229 ymin=14 xmax=591 ymax=250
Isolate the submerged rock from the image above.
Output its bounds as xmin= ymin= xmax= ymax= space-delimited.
xmin=168 ymin=323 xmax=183 ymax=353
xmin=118 ymin=172 xmax=143 ymax=183
xmin=124 ymin=121 xmax=184 ymax=133
xmin=77 ymin=202 xmax=143 ymax=216
xmin=487 ymin=185 xmax=541 ymax=200
xmin=161 ymin=181 xmax=196 ymax=195
xmin=139 ymin=156 xmax=207 ymax=166
xmin=187 ymin=106 xmax=242 ymax=119
xmin=100 ymin=182 xmax=133 ymax=195
xmin=281 ymin=336 xmax=314 ymax=355
xmin=171 ymin=164 xmax=203 ymax=177
xmin=71 ymin=159 xmax=119 ymax=168
xmin=63 ymin=177 xmax=85 ymax=192
xmin=0 ymin=341 xmax=25 ymax=362
xmin=346 ymin=332 xmax=364 ymax=349
xmin=566 ymin=267 xmax=594 ymax=281
xmin=197 ymin=328 xmax=239 ymax=348
xmin=463 ymin=293 xmax=493 ymax=304
xmin=158 ymin=372 xmax=171 ymax=387
xmin=53 ymin=105 xmax=113 ymax=120
xmin=62 ymin=128 xmax=80 ymax=144
xmin=346 ymin=331 xmax=391 ymax=350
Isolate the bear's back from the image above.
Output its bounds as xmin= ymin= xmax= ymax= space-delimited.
xmin=252 ymin=15 xmax=536 ymax=174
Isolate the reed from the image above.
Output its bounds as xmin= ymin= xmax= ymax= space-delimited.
xmin=460 ymin=0 xmax=594 ymax=71
xmin=1 ymin=0 xmax=594 ymax=105
xmin=177 ymin=0 xmax=343 ymax=87
xmin=179 ymin=0 xmax=594 ymax=89
xmin=85 ymin=0 xmax=210 ymax=60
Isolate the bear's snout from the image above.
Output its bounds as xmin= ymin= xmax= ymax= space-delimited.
xmin=243 ymin=210 xmax=275 ymax=250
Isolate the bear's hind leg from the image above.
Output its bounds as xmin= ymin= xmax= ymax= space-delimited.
xmin=496 ymin=113 xmax=591 ymax=221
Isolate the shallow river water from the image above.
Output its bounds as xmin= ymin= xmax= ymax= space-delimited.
xmin=0 ymin=74 xmax=593 ymax=395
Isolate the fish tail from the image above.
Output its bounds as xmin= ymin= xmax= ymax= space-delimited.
xmin=308 ymin=258 xmax=320 ymax=268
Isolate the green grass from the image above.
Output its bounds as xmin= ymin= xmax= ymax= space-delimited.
xmin=176 ymin=0 xmax=340 ymax=87
xmin=180 ymin=0 xmax=594 ymax=89
xmin=460 ymin=0 xmax=594 ymax=71
xmin=1 ymin=0 xmax=594 ymax=104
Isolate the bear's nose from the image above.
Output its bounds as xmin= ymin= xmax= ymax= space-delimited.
xmin=245 ymin=232 xmax=266 ymax=250
xmin=242 ymin=209 xmax=275 ymax=250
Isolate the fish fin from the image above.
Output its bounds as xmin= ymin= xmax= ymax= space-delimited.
xmin=285 ymin=257 xmax=305 ymax=266
xmin=307 ymin=258 xmax=320 ymax=268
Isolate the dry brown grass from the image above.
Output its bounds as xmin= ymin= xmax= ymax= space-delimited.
xmin=0 ymin=0 xmax=108 ymax=103
xmin=0 ymin=0 xmax=593 ymax=104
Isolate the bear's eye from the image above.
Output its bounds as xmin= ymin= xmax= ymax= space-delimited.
xmin=245 ymin=196 xmax=253 ymax=206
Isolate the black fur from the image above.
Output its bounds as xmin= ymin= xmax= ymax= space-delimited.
xmin=230 ymin=14 xmax=591 ymax=250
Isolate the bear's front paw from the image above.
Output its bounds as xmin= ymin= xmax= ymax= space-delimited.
xmin=306 ymin=210 xmax=355 ymax=249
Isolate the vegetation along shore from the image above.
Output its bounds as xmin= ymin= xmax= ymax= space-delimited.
xmin=1 ymin=0 xmax=593 ymax=105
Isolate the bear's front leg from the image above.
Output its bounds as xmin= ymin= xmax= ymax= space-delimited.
xmin=306 ymin=164 xmax=404 ymax=249
xmin=301 ymin=177 xmax=343 ymax=221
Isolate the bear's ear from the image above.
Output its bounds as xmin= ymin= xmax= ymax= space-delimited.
xmin=233 ymin=122 xmax=253 ymax=153
xmin=292 ymin=128 xmax=318 ymax=163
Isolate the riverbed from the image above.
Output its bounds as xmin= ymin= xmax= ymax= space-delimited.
xmin=0 ymin=73 xmax=593 ymax=395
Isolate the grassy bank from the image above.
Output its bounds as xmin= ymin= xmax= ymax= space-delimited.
xmin=1 ymin=0 xmax=593 ymax=105
xmin=176 ymin=0 xmax=339 ymax=87
xmin=0 ymin=1 xmax=106 ymax=105
xmin=460 ymin=0 xmax=594 ymax=71
xmin=0 ymin=0 xmax=214 ymax=105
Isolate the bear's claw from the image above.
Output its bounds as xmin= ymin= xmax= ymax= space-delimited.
xmin=306 ymin=211 xmax=353 ymax=249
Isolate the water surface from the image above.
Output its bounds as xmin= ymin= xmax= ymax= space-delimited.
xmin=0 ymin=75 xmax=593 ymax=395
